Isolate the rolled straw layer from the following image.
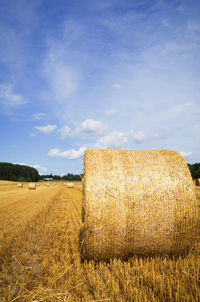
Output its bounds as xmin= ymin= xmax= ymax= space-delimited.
xmin=82 ymin=149 xmax=198 ymax=261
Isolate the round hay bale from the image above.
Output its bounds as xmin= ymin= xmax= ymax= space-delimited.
xmin=46 ymin=183 xmax=50 ymax=187
xmin=18 ymin=183 xmax=23 ymax=188
xmin=28 ymin=183 xmax=36 ymax=190
xmin=195 ymin=178 xmax=200 ymax=186
xmin=67 ymin=182 xmax=74 ymax=188
xmin=82 ymin=149 xmax=199 ymax=261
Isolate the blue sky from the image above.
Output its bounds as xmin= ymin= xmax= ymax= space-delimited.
xmin=0 ymin=0 xmax=200 ymax=175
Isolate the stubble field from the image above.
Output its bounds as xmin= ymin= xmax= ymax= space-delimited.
xmin=0 ymin=181 xmax=199 ymax=301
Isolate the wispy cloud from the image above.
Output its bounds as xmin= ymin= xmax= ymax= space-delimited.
xmin=130 ymin=127 xmax=169 ymax=144
xmin=48 ymin=146 xmax=86 ymax=160
xmin=162 ymin=102 xmax=194 ymax=118
xmin=0 ymin=84 xmax=26 ymax=106
xmin=16 ymin=162 xmax=48 ymax=173
xmin=32 ymin=112 xmax=46 ymax=120
xmin=95 ymin=131 xmax=128 ymax=148
xmin=15 ymin=162 xmax=26 ymax=166
xmin=32 ymin=164 xmax=48 ymax=173
xmin=42 ymin=38 xmax=79 ymax=103
xmin=111 ymin=84 xmax=121 ymax=89
xmin=57 ymin=126 xmax=71 ymax=139
xmin=34 ymin=124 xmax=57 ymax=134
xmin=105 ymin=108 xmax=117 ymax=116
xmin=180 ymin=151 xmax=193 ymax=160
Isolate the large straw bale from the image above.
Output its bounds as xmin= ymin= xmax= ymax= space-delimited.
xmin=195 ymin=178 xmax=200 ymax=186
xmin=82 ymin=149 xmax=199 ymax=261
xmin=28 ymin=183 xmax=36 ymax=190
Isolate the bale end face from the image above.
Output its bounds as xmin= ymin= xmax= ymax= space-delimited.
xmin=67 ymin=182 xmax=74 ymax=188
xmin=82 ymin=149 xmax=199 ymax=261
xmin=28 ymin=183 xmax=36 ymax=190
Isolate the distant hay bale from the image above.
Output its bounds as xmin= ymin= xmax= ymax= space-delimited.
xmin=28 ymin=183 xmax=36 ymax=190
xmin=67 ymin=182 xmax=74 ymax=188
xmin=46 ymin=183 xmax=50 ymax=187
xmin=82 ymin=149 xmax=199 ymax=261
xmin=18 ymin=183 xmax=23 ymax=188
xmin=195 ymin=178 xmax=200 ymax=186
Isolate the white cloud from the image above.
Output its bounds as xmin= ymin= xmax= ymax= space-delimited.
xmin=105 ymin=108 xmax=117 ymax=116
xmin=150 ymin=127 xmax=169 ymax=139
xmin=131 ymin=127 xmax=169 ymax=144
xmin=34 ymin=124 xmax=57 ymax=134
xmin=189 ymin=124 xmax=200 ymax=132
xmin=30 ymin=132 xmax=36 ymax=137
xmin=48 ymin=147 xmax=86 ymax=160
xmin=179 ymin=151 xmax=193 ymax=159
xmin=74 ymin=119 xmax=108 ymax=136
xmin=111 ymin=83 xmax=121 ymax=89
xmin=15 ymin=162 xmax=48 ymax=173
xmin=0 ymin=84 xmax=26 ymax=106
xmin=57 ymin=126 xmax=71 ymax=139
xmin=15 ymin=162 xmax=26 ymax=166
xmin=95 ymin=131 xmax=128 ymax=148
xmin=32 ymin=164 xmax=48 ymax=173
xmin=167 ymin=102 xmax=194 ymax=116
xmin=130 ymin=130 xmax=148 ymax=144
xmin=32 ymin=112 xmax=46 ymax=120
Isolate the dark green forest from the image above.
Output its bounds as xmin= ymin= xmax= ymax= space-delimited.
xmin=0 ymin=162 xmax=39 ymax=182
xmin=0 ymin=162 xmax=199 ymax=182
xmin=188 ymin=163 xmax=200 ymax=180
xmin=0 ymin=163 xmax=82 ymax=182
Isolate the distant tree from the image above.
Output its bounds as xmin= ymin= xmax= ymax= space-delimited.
xmin=0 ymin=162 xmax=39 ymax=182
xmin=188 ymin=163 xmax=200 ymax=179
xmin=17 ymin=176 xmax=27 ymax=182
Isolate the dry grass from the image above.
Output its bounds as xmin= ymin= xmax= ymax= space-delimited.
xmin=0 ymin=181 xmax=16 ymax=185
xmin=0 ymin=183 xmax=199 ymax=301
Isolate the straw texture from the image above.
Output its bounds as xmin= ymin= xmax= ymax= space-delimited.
xmin=82 ymin=149 xmax=198 ymax=261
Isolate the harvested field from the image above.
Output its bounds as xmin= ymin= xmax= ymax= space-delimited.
xmin=0 ymin=182 xmax=199 ymax=301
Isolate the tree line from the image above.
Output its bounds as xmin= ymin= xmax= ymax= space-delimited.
xmin=0 ymin=162 xmax=39 ymax=182
xmin=39 ymin=173 xmax=82 ymax=181
xmin=0 ymin=161 xmax=199 ymax=182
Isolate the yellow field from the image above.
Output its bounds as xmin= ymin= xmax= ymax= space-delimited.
xmin=0 ymin=182 xmax=199 ymax=302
